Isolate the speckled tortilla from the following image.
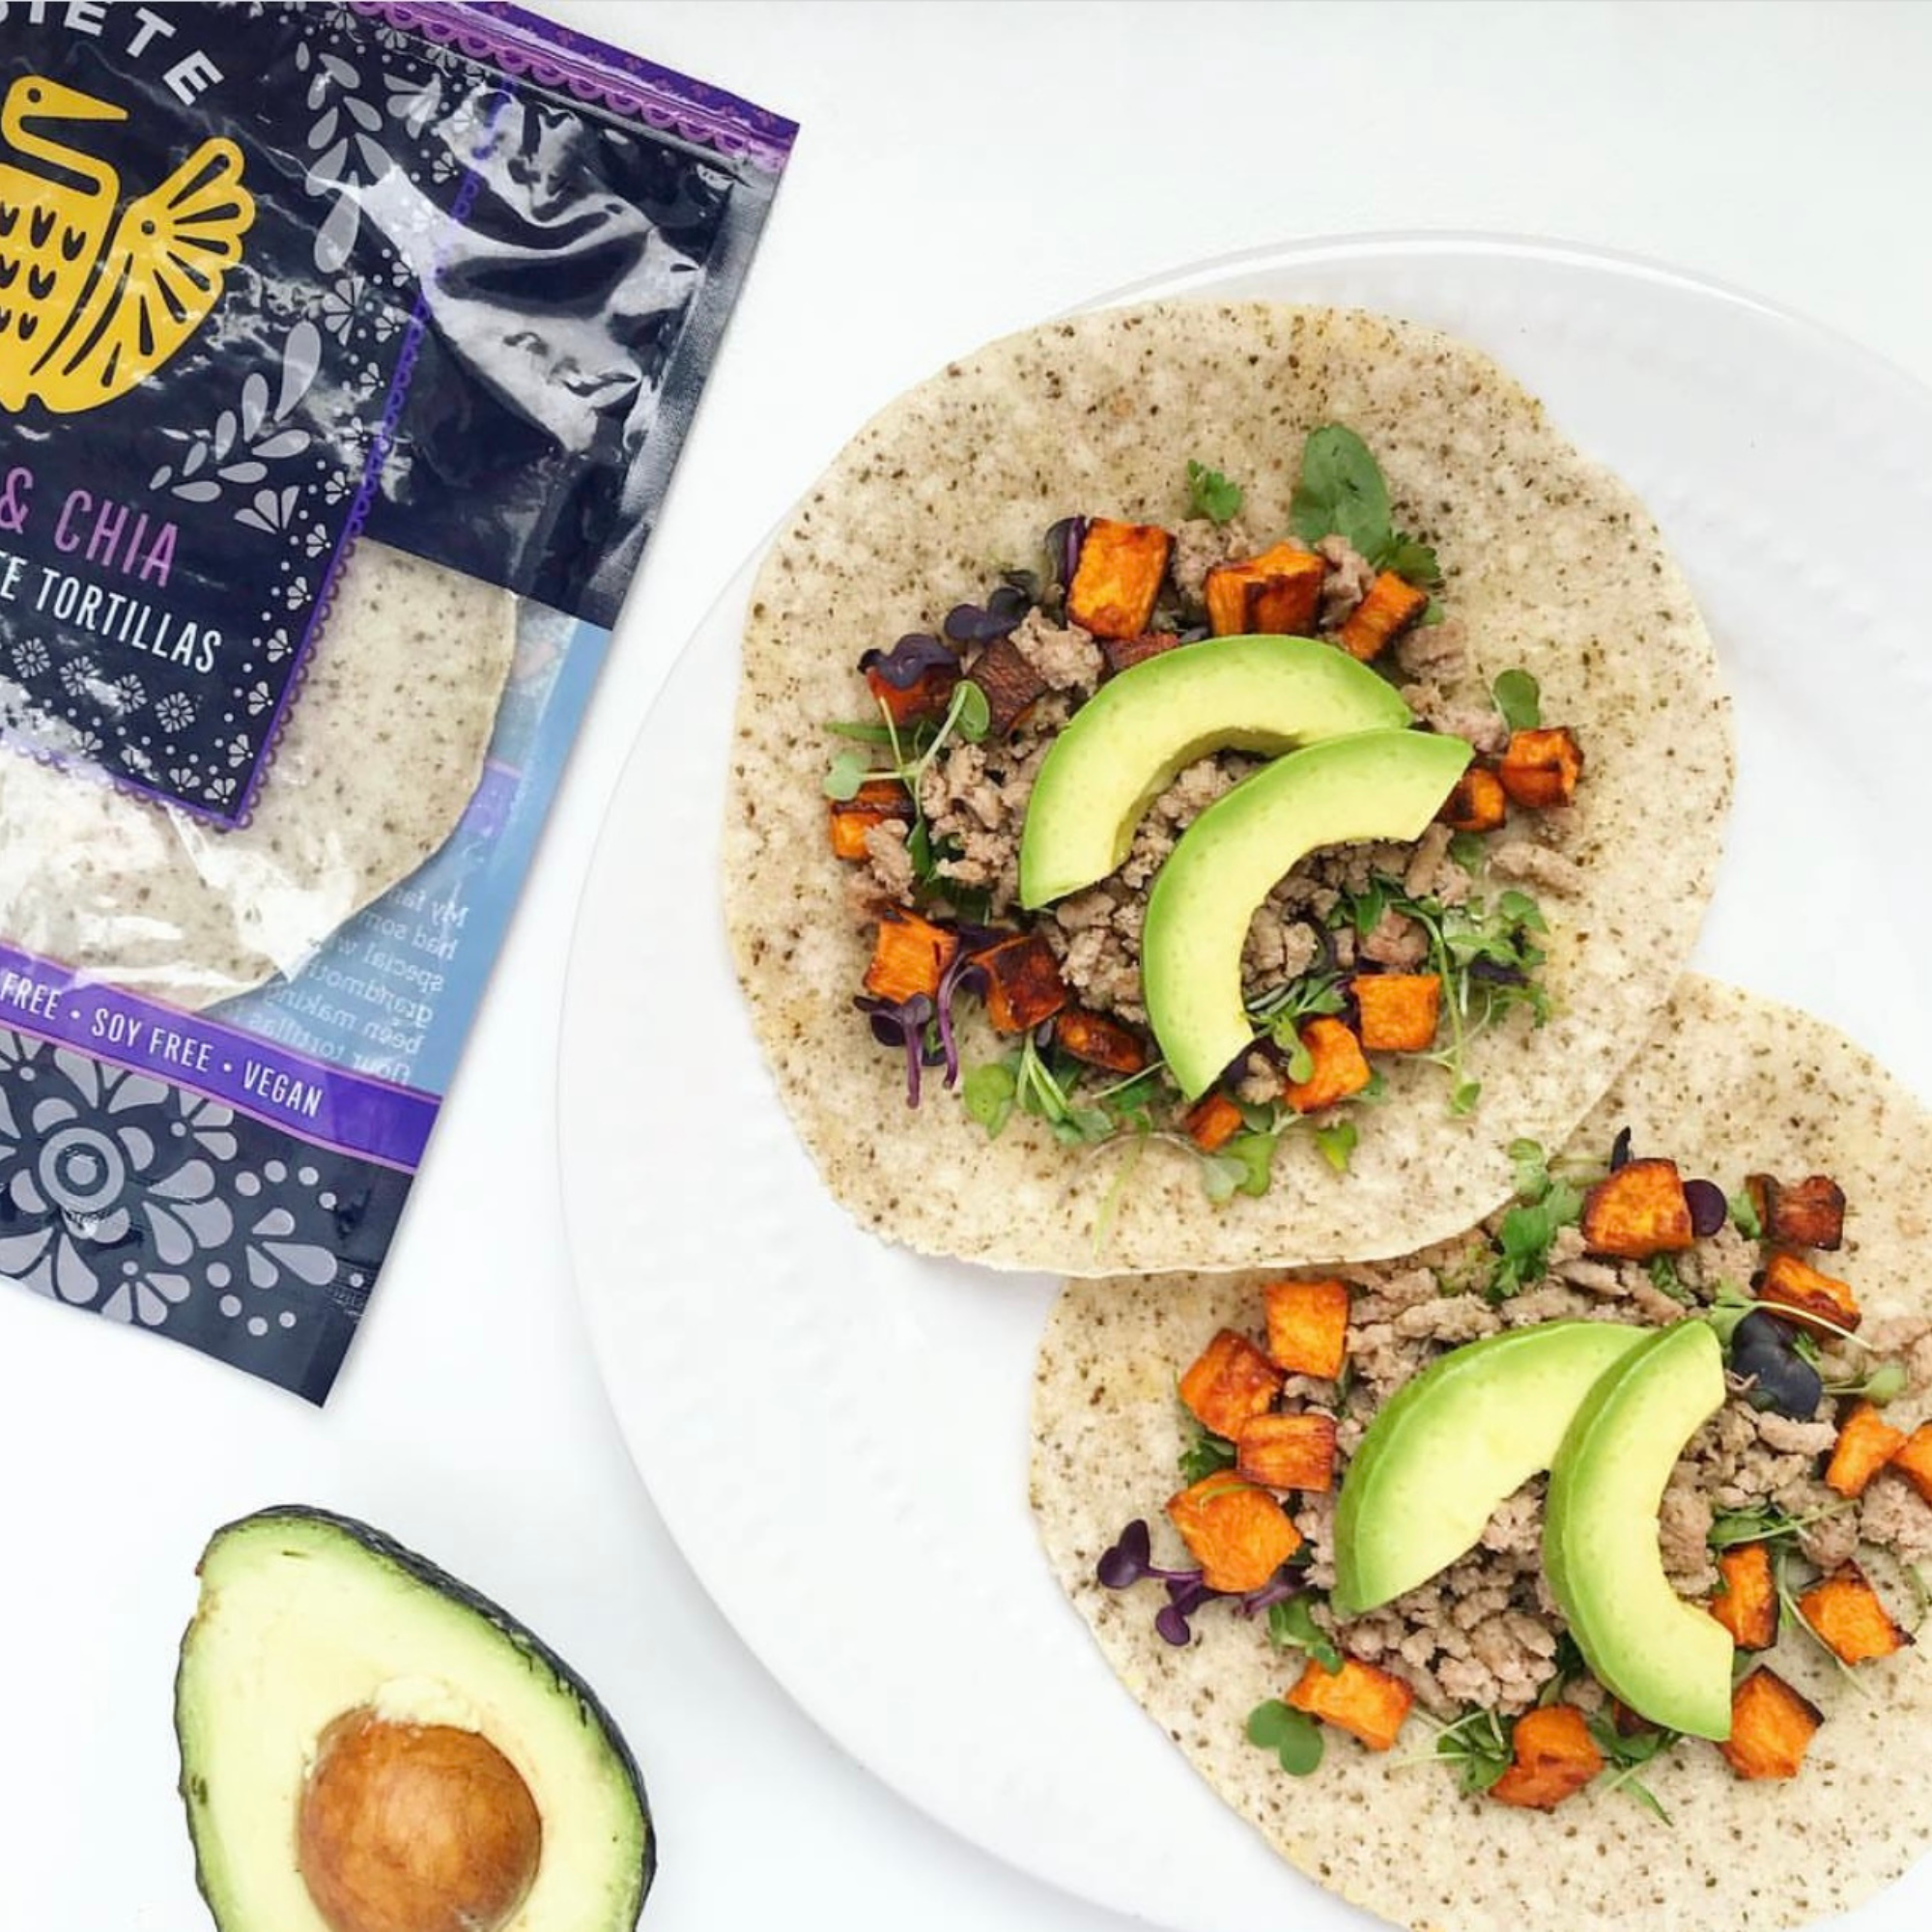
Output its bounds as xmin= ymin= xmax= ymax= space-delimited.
xmin=0 ymin=542 xmax=516 ymax=1010
xmin=724 ymin=301 xmax=1733 ymax=1272
xmin=1031 ymin=977 xmax=1932 ymax=1932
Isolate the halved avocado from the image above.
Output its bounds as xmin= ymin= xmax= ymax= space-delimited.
xmin=1142 ymin=727 xmax=1473 ymax=1099
xmin=1016 ymin=635 xmax=1412 ymax=909
xmin=1544 ymin=1321 xmax=1734 ymax=1739
xmin=1333 ymin=1321 xmax=1652 ymax=1615
xmin=176 ymin=1506 xmax=654 ymax=1932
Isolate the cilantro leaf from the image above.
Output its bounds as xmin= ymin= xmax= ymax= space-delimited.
xmin=1508 ymin=1137 xmax=1551 ymax=1203
xmin=1728 ymin=1188 xmax=1763 ymax=1239
xmin=1185 ymin=460 xmax=1244 ymax=526
xmin=1246 ymin=1700 xmax=1325 ymax=1776
xmin=1179 ymin=1424 xmax=1236 ymax=1484
xmin=1492 ymin=668 xmax=1542 ymax=733
xmin=1267 ymin=1596 xmax=1343 ymax=1672
xmin=1290 ymin=425 xmax=1393 ymax=558
xmin=961 ymin=1062 xmax=1016 ymax=1137
xmin=1488 ymin=1179 xmax=1583 ymax=1300
xmin=1314 ymin=1119 xmax=1358 ymax=1174
xmin=1380 ymin=533 xmax=1443 ymax=587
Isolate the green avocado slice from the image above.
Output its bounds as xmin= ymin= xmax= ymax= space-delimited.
xmin=1142 ymin=727 xmax=1472 ymax=1100
xmin=1332 ymin=1321 xmax=1652 ymax=1616
xmin=1016 ymin=635 xmax=1412 ymax=909
xmin=175 ymin=1506 xmax=654 ymax=1932
xmin=1545 ymin=1321 xmax=1735 ymax=1739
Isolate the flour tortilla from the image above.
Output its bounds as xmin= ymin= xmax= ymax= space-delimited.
xmin=725 ymin=301 xmax=1732 ymax=1272
xmin=1031 ymin=977 xmax=1932 ymax=1932
xmin=0 ymin=542 xmax=516 ymax=1010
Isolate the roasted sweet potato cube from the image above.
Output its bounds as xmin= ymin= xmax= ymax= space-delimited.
xmin=1178 ymin=1328 xmax=1283 ymax=1440
xmin=1165 ymin=1471 xmax=1300 ymax=1593
xmin=972 ymin=635 xmax=1048 ymax=736
xmin=1709 ymin=1543 xmax=1777 ymax=1650
xmin=1236 ymin=1410 xmax=1338 ymax=1492
xmin=1720 ymin=1668 xmax=1824 ymax=1780
xmin=863 ymin=911 xmax=957 ymax=1004
xmin=1203 ymin=542 xmax=1325 ymax=639
xmin=866 ymin=660 xmax=959 ymax=725
xmin=1285 ymin=1655 xmax=1413 ymax=1752
xmin=1579 ymin=1157 xmax=1694 ymax=1259
xmin=1495 ymin=726 xmax=1584 ymax=809
xmin=1054 ymin=1007 xmax=1147 ymax=1075
xmin=979 ymin=933 xmax=1066 ymax=1034
xmin=1336 ymin=571 xmax=1430 ymax=663
xmin=1067 ymin=517 xmax=1173 ymax=640
xmin=1350 ymin=973 xmax=1442 ymax=1053
xmin=1746 ymin=1173 xmax=1847 ymax=1252
xmin=1437 ymin=766 xmax=1508 ymax=834
xmin=1757 ymin=1250 xmax=1861 ymax=1334
xmin=828 ymin=780 xmax=914 ymax=860
xmin=1487 ymin=1704 xmax=1605 ymax=1810
xmin=1798 ymin=1562 xmax=1912 ymax=1665
xmin=1889 ymin=1424 xmax=1932 ymax=1504
xmin=1100 ymin=630 xmax=1182 ymax=677
xmin=1184 ymin=1091 xmax=1245 ymax=1154
xmin=1263 ymin=1278 xmax=1350 ymax=1379
xmin=1826 ymin=1402 xmax=1908 ymax=1499
xmin=1282 ymin=1017 xmax=1372 ymax=1114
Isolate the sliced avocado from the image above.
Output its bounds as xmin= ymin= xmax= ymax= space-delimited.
xmin=1545 ymin=1322 xmax=1734 ymax=1739
xmin=176 ymin=1506 xmax=654 ymax=1932
xmin=1332 ymin=1321 xmax=1650 ymax=1616
xmin=1142 ymin=728 xmax=1472 ymax=1099
xmin=1016 ymin=636 xmax=1411 ymax=909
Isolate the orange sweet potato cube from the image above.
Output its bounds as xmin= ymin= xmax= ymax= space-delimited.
xmin=1350 ymin=973 xmax=1442 ymax=1053
xmin=1336 ymin=571 xmax=1430 ymax=663
xmin=1100 ymin=630 xmax=1181 ymax=677
xmin=1487 ymin=1704 xmax=1605 ymax=1810
xmin=1285 ymin=1655 xmax=1413 ymax=1752
xmin=1282 ymin=1017 xmax=1372 ymax=1114
xmin=1165 ymin=1471 xmax=1301 ymax=1593
xmin=1236 ymin=1410 xmax=1338 ymax=1492
xmin=979 ymin=933 xmax=1067 ymax=1034
xmin=1183 ymin=1091 xmax=1245 ymax=1154
xmin=1825 ymin=1402 xmax=1908 ymax=1499
xmin=1067 ymin=518 xmax=1173 ymax=640
xmin=1746 ymin=1173 xmax=1847 ymax=1252
xmin=829 ymin=780 xmax=914 ymax=860
xmin=1178 ymin=1328 xmax=1283 ymax=1440
xmin=1798 ymin=1563 xmax=1912 ymax=1665
xmin=1889 ymin=1424 xmax=1932 ymax=1504
xmin=1709 ymin=1542 xmax=1777 ymax=1651
xmin=1579 ymin=1157 xmax=1695 ymax=1259
xmin=1437 ymin=766 xmax=1508 ymax=834
xmin=1263 ymin=1278 xmax=1350 ymax=1379
xmin=1719 ymin=1668 xmax=1824 ymax=1780
xmin=1757 ymin=1250 xmax=1861 ymax=1334
xmin=1053 ymin=1007 xmax=1147 ymax=1075
xmin=1203 ymin=542 xmax=1327 ymax=639
xmin=1495 ymin=726 xmax=1584 ymax=809
xmin=863 ymin=911 xmax=957 ymax=1004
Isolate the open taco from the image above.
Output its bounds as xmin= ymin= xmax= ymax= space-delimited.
xmin=1031 ymin=976 xmax=1932 ymax=1931
xmin=724 ymin=301 xmax=1732 ymax=1272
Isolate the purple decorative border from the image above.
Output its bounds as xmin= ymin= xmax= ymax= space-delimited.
xmin=354 ymin=1 xmax=798 ymax=172
xmin=0 ymin=940 xmax=438 ymax=1172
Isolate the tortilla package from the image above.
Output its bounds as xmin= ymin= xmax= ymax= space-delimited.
xmin=724 ymin=302 xmax=1733 ymax=1275
xmin=0 ymin=4 xmax=793 ymax=1398
xmin=1032 ymin=977 xmax=1932 ymax=1932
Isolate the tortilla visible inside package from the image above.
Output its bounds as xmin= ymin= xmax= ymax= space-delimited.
xmin=0 ymin=542 xmax=516 ymax=1011
xmin=1030 ymin=976 xmax=1932 ymax=1932
xmin=725 ymin=300 xmax=1733 ymax=1274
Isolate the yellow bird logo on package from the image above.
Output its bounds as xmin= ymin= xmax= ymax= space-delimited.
xmin=0 ymin=74 xmax=254 ymax=415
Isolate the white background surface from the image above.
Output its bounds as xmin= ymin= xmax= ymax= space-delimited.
xmin=5 ymin=7 xmax=1932 ymax=1931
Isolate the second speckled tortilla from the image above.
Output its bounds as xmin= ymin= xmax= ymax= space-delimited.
xmin=0 ymin=542 xmax=516 ymax=1010
xmin=724 ymin=300 xmax=1733 ymax=1272
xmin=1030 ymin=977 xmax=1932 ymax=1932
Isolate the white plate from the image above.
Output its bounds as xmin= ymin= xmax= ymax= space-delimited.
xmin=558 ymin=236 xmax=1932 ymax=1930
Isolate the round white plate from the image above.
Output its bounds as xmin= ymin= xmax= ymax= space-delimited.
xmin=559 ymin=236 xmax=1932 ymax=1930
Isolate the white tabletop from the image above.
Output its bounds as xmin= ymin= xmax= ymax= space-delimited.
xmin=7 ymin=6 xmax=1932 ymax=1930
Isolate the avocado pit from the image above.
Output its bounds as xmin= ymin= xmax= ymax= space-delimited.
xmin=298 ymin=1707 xmax=541 ymax=1932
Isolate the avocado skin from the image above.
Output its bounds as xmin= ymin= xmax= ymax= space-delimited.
xmin=175 ymin=1504 xmax=655 ymax=1928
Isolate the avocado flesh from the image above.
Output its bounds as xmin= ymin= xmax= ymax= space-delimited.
xmin=176 ymin=1507 xmax=654 ymax=1932
xmin=1142 ymin=728 xmax=1473 ymax=1100
xmin=1016 ymin=636 xmax=1411 ymax=909
xmin=1333 ymin=1321 xmax=1651 ymax=1616
xmin=1545 ymin=1322 xmax=1735 ymax=1740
